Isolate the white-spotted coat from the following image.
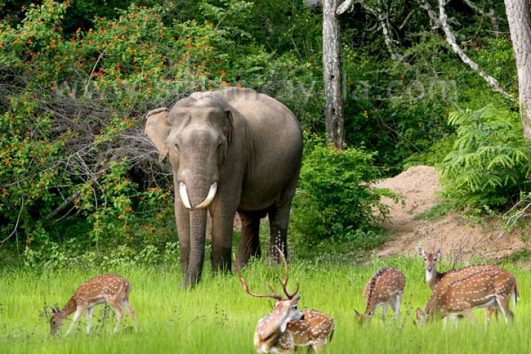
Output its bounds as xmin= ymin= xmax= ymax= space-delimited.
xmin=50 ymin=274 xmax=137 ymax=336
xmin=355 ymin=267 xmax=406 ymax=324
xmin=417 ymin=266 xmax=518 ymax=324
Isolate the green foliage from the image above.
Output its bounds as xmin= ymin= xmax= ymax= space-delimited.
xmin=0 ymin=1 xmax=319 ymax=254
xmin=79 ymin=160 xmax=135 ymax=244
xmin=341 ymin=22 xmax=518 ymax=173
xmin=291 ymin=137 xmax=396 ymax=248
xmin=22 ymin=240 xmax=179 ymax=269
xmin=404 ymin=137 xmax=454 ymax=168
xmin=342 ymin=45 xmax=454 ymax=174
xmin=440 ymin=105 xmax=530 ymax=208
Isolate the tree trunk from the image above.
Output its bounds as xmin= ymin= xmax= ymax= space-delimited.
xmin=323 ymin=0 xmax=345 ymax=149
xmin=504 ymin=0 xmax=531 ymax=139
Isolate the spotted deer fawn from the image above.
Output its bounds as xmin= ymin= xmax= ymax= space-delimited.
xmin=416 ymin=247 xmax=509 ymax=322
xmin=354 ymin=267 xmax=405 ymax=325
xmin=236 ymin=247 xmax=334 ymax=353
xmin=416 ymin=264 xmax=518 ymax=325
xmin=50 ymin=274 xmax=137 ymax=336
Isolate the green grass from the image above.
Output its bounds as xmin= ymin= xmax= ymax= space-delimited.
xmin=0 ymin=258 xmax=529 ymax=354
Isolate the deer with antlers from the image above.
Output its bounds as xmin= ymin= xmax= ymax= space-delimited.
xmin=50 ymin=274 xmax=137 ymax=336
xmin=416 ymin=247 xmax=514 ymax=322
xmin=416 ymin=264 xmax=518 ymax=326
xmin=354 ymin=267 xmax=405 ymax=325
xmin=236 ymin=247 xmax=334 ymax=353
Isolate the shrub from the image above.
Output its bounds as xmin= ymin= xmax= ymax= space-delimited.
xmin=0 ymin=1 xmax=318 ymax=253
xmin=291 ymin=137 xmax=395 ymax=248
xmin=439 ymin=105 xmax=530 ymax=208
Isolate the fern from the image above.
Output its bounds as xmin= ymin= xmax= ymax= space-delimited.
xmin=440 ymin=105 xmax=531 ymax=208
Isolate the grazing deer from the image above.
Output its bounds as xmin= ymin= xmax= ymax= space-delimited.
xmin=416 ymin=266 xmax=518 ymax=326
xmin=236 ymin=247 xmax=334 ymax=353
xmin=416 ymin=247 xmax=505 ymax=322
xmin=354 ymin=267 xmax=405 ymax=325
xmin=50 ymin=274 xmax=136 ymax=336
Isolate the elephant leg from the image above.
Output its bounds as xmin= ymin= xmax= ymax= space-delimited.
xmin=174 ymin=202 xmax=191 ymax=275
xmin=268 ymin=206 xmax=290 ymax=263
xmin=210 ymin=210 xmax=235 ymax=274
xmin=268 ymin=167 xmax=299 ymax=263
xmin=237 ymin=210 xmax=261 ymax=268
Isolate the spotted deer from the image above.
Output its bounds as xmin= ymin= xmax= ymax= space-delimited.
xmin=416 ymin=247 xmax=507 ymax=322
xmin=50 ymin=274 xmax=137 ymax=336
xmin=416 ymin=266 xmax=518 ymax=326
xmin=236 ymin=247 xmax=334 ymax=353
xmin=354 ymin=267 xmax=405 ymax=325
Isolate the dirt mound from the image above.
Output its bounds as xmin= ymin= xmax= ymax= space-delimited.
xmin=375 ymin=166 xmax=528 ymax=261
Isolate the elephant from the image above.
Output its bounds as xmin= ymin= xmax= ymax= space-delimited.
xmin=145 ymin=87 xmax=303 ymax=287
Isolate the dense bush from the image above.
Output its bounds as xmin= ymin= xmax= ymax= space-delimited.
xmin=0 ymin=1 xmax=321 ymax=258
xmin=440 ymin=105 xmax=530 ymax=208
xmin=291 ymin=137 xmax=396 ymax=250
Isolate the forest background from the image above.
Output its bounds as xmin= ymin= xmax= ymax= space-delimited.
xmin=0 ymin=0 xmax=529 ymax=268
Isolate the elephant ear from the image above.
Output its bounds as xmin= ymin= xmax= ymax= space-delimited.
xmin=225 ymin=109 xmax=233 ymax=146
xmin=145 ymin=107 xmax=170 ymax=161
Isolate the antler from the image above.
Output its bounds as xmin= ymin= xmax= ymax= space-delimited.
xmin=275 ymin=246 xmax=300 ymax=299
xmin=233 ymin=256 xmax=283 ymax=301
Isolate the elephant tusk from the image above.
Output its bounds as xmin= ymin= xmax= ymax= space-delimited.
xmin=195 ymin=182 xmax=217 ymax=209
xmin=179 ymin=182 xmax=192 ymax=209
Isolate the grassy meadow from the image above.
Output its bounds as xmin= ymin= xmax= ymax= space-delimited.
xmin=0 ymin=257 xmax=529 ymax=354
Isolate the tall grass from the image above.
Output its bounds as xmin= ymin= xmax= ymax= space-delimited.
xmin=0 ymin=258 xmax=529 ymax=353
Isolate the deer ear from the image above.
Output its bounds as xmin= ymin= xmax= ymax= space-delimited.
xmin=415 ymin=308 xmax=424 ymax=321
xmin=51 ymin=307 xmax=59 ymax=314
xmin=436 ymin=249 xmax=442 ymax=258
xmin=292 ymin=296 xmax=301 ymax=305
xmin=145 ymin=107 xmax=170 ymax=161
xmin=416 ymin=247 xmax=424 ymax=256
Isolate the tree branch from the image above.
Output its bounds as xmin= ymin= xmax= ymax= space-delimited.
xmin=336 ymin=0 xmax=354 ymax=15
xmin=379 ymin=13 xmax=404 ymax=62
xmin=84 ymin=51 xmax=105 ymax=98
xmin=399 ymin=10 xmax=414 ymax=30
xmin=45 ymin=191 xmax=81 ymax=220
xmin=417 ymin=0 xmax=516 ymax=102
xmin=0 ymin=198 xmax=24 ymax=246
xmin=353 ymin=1 xmax=405 ymax=63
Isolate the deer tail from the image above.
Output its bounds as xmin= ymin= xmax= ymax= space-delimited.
xmin=512 ymin=283 xmax=518 ymax=309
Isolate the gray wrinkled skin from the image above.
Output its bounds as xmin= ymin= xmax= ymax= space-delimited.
xmin=145 ymin=88 xmax=303 ymax=287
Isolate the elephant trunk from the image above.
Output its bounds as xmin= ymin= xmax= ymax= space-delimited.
xmin=183 ymin=208 xmax=208 ymax=288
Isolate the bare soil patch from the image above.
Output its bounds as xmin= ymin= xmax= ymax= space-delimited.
xmin=375 ymin=166 xmax=529 ymax=261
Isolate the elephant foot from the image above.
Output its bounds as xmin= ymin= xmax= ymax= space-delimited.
xmin=181 ymin=270 xmax=203 ymax=289
xmin=211 ymin=246 xmax=232 ymax=274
